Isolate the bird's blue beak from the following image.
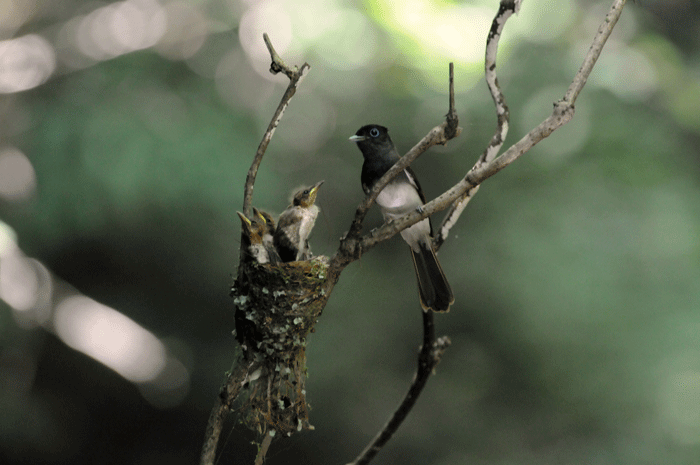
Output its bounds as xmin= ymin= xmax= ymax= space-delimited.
xmin=348 ymin=134 xmax=365 ymax=142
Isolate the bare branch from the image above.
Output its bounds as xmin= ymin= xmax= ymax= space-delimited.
xmin=335 ymin=64 xmax=461 ymax=267
xmin=204 ymin=35 xmax=313 ymax=465
xmin=200 ymin=361 xmax=257 ymax=465
xmin=435 ymin=0 xmax=520 ymax=248
xmin=344 ymin=4 xmax=627 ymax=462
xmin=347 ymin=311 xmax=451 ymax=465
xmin=564 ymin=0 xmax=626 ymax=105
xmin=254 ymin=430 xmax=275 ymax=465
xmin=344 ymin=0 xmax=627 ymax=260
xmin=241 ymin=33 xmax=311 ymax=218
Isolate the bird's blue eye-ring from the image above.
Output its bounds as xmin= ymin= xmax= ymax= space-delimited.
xmin=369 ymin=127 xmax=380 ymax=137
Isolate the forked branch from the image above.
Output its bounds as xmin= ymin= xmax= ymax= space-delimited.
xmin=336 ymin=0 xmax=627 ymax=265
xmin=241 ymin=33 xmax=310 ymax=218
xmin=342 ymin=2 xmax=627 ymax=462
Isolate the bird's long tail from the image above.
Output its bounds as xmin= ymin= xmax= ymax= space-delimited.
xmin=410 ymin=241 xmax=454 ymax=312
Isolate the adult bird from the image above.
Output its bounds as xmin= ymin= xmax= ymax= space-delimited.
xmin=350 ymin=124 xmax=453 ymax=312
xmin=273 ymin=181 xmax=324 ymax=262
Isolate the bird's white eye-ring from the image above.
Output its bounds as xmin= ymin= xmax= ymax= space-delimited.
xmin=369 ymin=127 xmax=380 ymax=137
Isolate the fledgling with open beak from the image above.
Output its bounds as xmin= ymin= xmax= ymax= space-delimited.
xmin=253 ymin=207 xmax=281 ymax=264
xmin=237 ymin=211 xmax=273 ymax=264
xmin=273 ymin=181 xmax=324 ymax=262
xmin=350 ymin=124 xmax=454 ymax=312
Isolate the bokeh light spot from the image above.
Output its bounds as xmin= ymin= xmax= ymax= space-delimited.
xmin=54 ymin=296 xmax=168 ymax=383
xmin=314 ymin=9 xmax=377 ymax=71
xmin=0 ymin=147 xmax=37 ymax=201
xmin=0 ymin=250 xmax=38 ymax=312
xmin=154 ymin=1 xmax=207 ymax=60
xmin=0 ymin=221 xmax=18 ymax=259
xmin=239 ymin=1 xmax=292 ymax=67
xmin=373 ymin=0 xmax=493 ymax=63
xmin=511 ymin=0 xmax=577 ymax=43
xmin=0 ymin=0 xmax=38 ymax=37
xmin=75 ymin=0 xmax=167 ymax=61
xmin=0 ymin=34 xmax=55 ymax=93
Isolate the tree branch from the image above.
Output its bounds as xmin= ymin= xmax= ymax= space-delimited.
xmin=347 ymin=311 xmax=451 ymax=465
xmin=435 ymin=0 xmax=521 ymax=248
xmin=241 ymin=33 xmax=310 ymax=218
xmin=203 ymin=34 xmax=312 ymax=465
xmin=254 ymin=430 xmax=275 ymax=465
xmin=200 ymin=360 xmax=259 ymax=465
xmin=334 ymin=63 xmax=461 ymax=268
xmin=336 ymin=0 xmax=627 ymax=266
xmin=340 ymin=4 xmax=627 ymax=460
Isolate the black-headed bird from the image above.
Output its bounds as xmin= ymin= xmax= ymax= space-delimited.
xmin=273 ymin=181 xmax=324 ymax=262
xmin=350 ymin=124 xmax=454 ymax=312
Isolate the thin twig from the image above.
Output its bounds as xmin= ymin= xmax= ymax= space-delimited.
xmin=254 ymin=431 xmax=275 ymax=465
xmin=564 ymin=0 xmax=626 ymax=105
xmin=347 ymin=311 xmax=451 ymax=465
xmin=241 ymin=33 xmax=310 ymax=218
xmin=200 ymin=362 xmax=256 ymax=465
xmin=435 ymin=0 xmax=520 ymax=248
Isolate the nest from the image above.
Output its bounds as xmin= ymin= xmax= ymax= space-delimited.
xmin=230 ymin=256 xmax=331 ymax=437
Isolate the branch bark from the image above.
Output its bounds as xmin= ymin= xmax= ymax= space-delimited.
xmin=200 ymin=360 xmax=256 ymax=465
xmin=241 ymin=33 xmax=310 ymax=218
xmin=339 ymin=1 xmax=626 ymax=462
xmin=347 ymin=311 xmax=451 ymax=465
xmin=332 ymin=0 xmax=627 ymax=270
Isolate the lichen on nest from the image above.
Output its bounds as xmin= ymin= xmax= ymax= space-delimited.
xmin=230 ymin=256 xmax=331 ymax=437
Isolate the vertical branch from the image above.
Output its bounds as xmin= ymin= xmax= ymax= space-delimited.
xmin=202 ymin=35 xmax=311 ymax=465
xmin=254 ymin=431 xmax=275 ymax=465
xmin=435 ymin=0 xmax=521 ymax=248
xmin=200 ymin=362 xmax=256 ymax=465
xmin=445 ymin=62 xmax=460 ymax=139
xmin=241 ymin=33 xmax=310 ymax=217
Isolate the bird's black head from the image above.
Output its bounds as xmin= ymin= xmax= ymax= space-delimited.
xmin=349 ymin=124 xmax=396 ymax=159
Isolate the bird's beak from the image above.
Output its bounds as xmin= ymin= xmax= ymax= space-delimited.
xmin=310 ymin=180 xmax=324 ymax=193
xmin=237 ymin=212 xmax=251 ymax=224
xmin=237 ymin=211 xmax=252 ymax=230
xmin=308 ymin=181 xmax=324 ymax=203
xmin=348 ymin=134 xmax=365 ymax=142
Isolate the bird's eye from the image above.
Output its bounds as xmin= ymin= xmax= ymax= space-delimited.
xmin=303 ymin=189 xmax=309 ymax=194
xmin=369 ymin=128 xmax=380 ymax=137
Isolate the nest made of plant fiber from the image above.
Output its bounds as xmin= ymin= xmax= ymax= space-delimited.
xmin=230 ymin=256 xmax=330 ymax=436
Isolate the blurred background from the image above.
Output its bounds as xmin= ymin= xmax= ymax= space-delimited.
xmin=1 ymin=0 xmax=700 ymax=463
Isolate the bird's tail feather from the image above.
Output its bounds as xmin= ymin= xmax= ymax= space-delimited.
xmin=410 ymin=241 xmax=454 ymax=312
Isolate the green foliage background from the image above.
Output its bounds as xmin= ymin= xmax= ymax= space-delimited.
xmin=1 ymin=0 xmax=700 ymax=464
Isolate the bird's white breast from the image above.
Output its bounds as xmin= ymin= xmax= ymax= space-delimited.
xmin=376 ymin=176 xmax=423 ymax=218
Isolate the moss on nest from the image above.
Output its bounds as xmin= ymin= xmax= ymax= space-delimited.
xmin=230 ymin=256 xmax=331 ymax=437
